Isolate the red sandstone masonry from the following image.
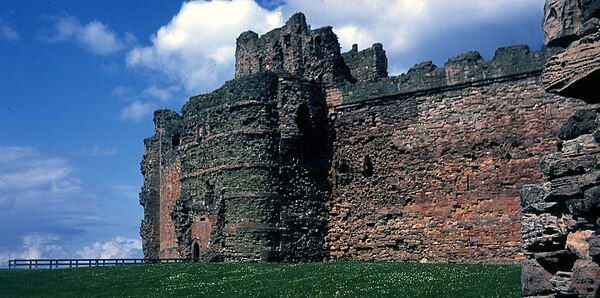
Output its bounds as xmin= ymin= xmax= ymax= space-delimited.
xmin=159 ymin=163 xmax=181 ymax=258
xmin=326 ymin=76 xmax=587 ymax=263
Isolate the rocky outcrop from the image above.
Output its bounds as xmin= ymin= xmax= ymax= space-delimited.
xmin=521 ymin=112 xmax=600 ymax=297
xmin=543 ymin=0 xmax=600 ymax=47
xmin=522 ymin=2 xmax=600 ymax=296
xmin=543 ymin=30 xmax=600 ymax=101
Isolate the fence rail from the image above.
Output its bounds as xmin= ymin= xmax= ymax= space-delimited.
xmin=7 ymin=258 xmax=195 ymax=269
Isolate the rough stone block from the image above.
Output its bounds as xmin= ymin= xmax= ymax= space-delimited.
xmin=521 ymin=184 xmax=560 ymax=213
xmin=541 ymin=152 xmax=599 ymax=179
xmin=543 ymin=0 xmax=582 ymax=47
xmin=589 ymin=235 xmax=600 ymax=259
xmin=584 ymin=186 xmax=600 ymax=210
xmin=522 ymin=214 xmax=569 ymax=251
xmin=571 ymin=259 xmax=600 ymax=297
xmin=549 ymin=175 xmax=584 ymax=198
xmin=566 ymin=199 xmax=590 ymax=218
xmin=522 ymin=259 xmax=555 ymax=296
xmin=558 ymin=109 xmax=598 ymax=141
xmin=567 ymin=230 xmax=595 ymax=259
xmin=543 ymin=30 xmax=600 ymax=101
xmin=549 ymin=271 xmax=574 ymax=296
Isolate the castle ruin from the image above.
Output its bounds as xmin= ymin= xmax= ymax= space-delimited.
xmin=139 ymin=1 xmax=600 ymax=296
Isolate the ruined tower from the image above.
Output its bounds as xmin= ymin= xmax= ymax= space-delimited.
xmin=140 ymin=14 xmax=339 ymax=261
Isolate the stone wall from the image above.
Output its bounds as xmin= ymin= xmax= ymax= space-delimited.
xmin=326 ymin=71 xmax=586 ymax=263
xmin=148 ymin=72 xmax=333 ymax=262
xmin=159 ymin=163 xmax=180 ymax=258
xmin=341 ymin=43 xmax=388 ymax=83
xmin=521 ymin=111 xmax=600 ymax=296
xmin=139 ymin=109 xmax=181 ymax=259
xmin=140 ymin=11 xmax=593 ymax=265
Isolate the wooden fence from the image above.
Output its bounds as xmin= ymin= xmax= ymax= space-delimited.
xmin=7 ymin=258 xmax=195 ymax=269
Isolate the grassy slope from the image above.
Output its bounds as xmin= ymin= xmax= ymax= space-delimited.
xmin=0 ymin=262 xmax=521 ymax=297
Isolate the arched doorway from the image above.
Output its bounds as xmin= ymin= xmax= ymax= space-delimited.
xmin=192 ymin=242 xmax=200 ymax=262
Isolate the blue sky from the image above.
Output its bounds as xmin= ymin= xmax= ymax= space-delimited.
xmin=0 ymin=0 xmax=545 ymax=264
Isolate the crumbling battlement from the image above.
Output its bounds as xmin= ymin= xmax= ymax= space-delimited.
xmin=341 ymin=43 xmax=388 ymax=83
xmin=235 ymin=12 xmax=353 ymax=87
xmin=141 ymin=10 xmax=591 ymax=265
xmin=331 ymin=45 xmax=561 ymax=108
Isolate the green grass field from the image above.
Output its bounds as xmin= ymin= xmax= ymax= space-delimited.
xmin=0 ymin=262 xmax=521 ymax=297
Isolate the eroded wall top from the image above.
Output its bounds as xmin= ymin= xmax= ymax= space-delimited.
xmin=235 ymin=12 xmax=353 ymax=87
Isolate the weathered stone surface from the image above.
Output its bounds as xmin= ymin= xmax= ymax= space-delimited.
xmin=523 ymin=259 xmax=555 ymax=296
xmin=140 ymin=11 xmax=590 ymax=265
xmin=582 ymin=17 xmax=600 ymax=36
xmin=589 ymin=236 xmax=600 ymax=258
xmin=341 ymin=43 xmax=387 ymax=83
xmin=523 ymin=2 xmax=600 ymax=296
xmin=521 ymin=184 xmax=560 ymax=213
xmin=558 ymin=109 xmax=598 ymax=140
xmin=543 ymin=0 xmax=583 ymax=47
xmin=566 ymin=198 xmax=593 ymax=218
xmin=561 ymin=134 xmax=600 ymax=158
xmin=333 ymin=45 xmax=559 ymax=107
xmin=584 ymin=186 xmax=600 ymax=210
xmin=571 ymin=259 xmax=600 ymax=297
xmin=235 ymin=12 xmax=352 ymax=87
xmin=541 ymin=152 xmax=599 ymax=179
xmin=580 ymin=0 xmax=600 ymax=25
xmin=139 ymin=110 xmax=182 ymax=259
xmin=549 ymin=175 xmax=585 ymax=198
xmin=550 ymin=271 xmax=575 ymax=295
xmin=567 ymin=230 xmax=595 ymax=259
xmin=543 ymin=31 xmax=600 ymax=102
xmin=522 ymin=213 xmax=570 ymax=251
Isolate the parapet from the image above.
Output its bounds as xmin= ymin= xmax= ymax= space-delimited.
xmin=333 ymin=45 xmax=560 ymax=107
xmin=235 ymin=12 xmax=353 ymax=87
xmin=341 ymin=43 xmax=388 ymax=83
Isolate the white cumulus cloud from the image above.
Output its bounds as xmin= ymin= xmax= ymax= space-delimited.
xmin=115 ymin=84 xmax=182 ymax=122
xmin=40 ymin=13 xmax=130 ymax=55
xmin=76 ymin=236 xmax=142 ymax=259
xmin=126 ymin=0 xmax=284 ymax=93
xmin=120 ymin=100 xmax=157 ymax=122
xmin=0 ymin=234 xmax=69 ymax=266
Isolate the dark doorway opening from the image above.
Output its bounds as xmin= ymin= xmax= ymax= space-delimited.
xmin=192 ymin=242 xmax=200 ymax=262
